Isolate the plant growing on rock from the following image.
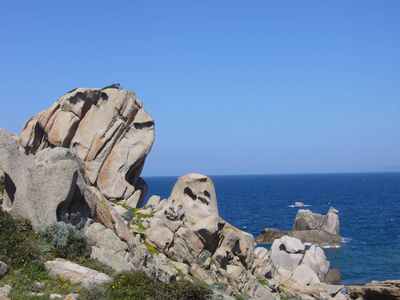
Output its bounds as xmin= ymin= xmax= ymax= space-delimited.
xmin=37 ymin=221 xmax=90 ymax=262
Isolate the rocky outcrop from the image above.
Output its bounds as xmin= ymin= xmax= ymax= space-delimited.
xmin=256 ymin=207 xmax=342 ymax=246
xmin=346 ymin=280 xmax=400 ymax=300
xmin=294 ymin=207 xmax=340 ymax=235
xmin=19 ymin=87 xmax=155 ymax=205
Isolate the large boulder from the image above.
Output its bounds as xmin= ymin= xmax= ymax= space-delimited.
xmin=0 ymin=128 xmax=93 ymax=228
xmin=293 ymin=207 xmax=340 ymax=235
xmin=256 ymin=207 xmax=342 ymax=246
xmin=19 ymin=87 xmax=155 ymax=205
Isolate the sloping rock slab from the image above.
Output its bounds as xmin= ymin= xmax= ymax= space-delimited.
xmin=45 ymin=258 xmax=111 ymax=287
xmin=346 ymin=280 xmax=400 ymax=300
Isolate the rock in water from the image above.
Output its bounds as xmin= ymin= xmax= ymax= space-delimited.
xmin=256 ymin=207 xmax=342 ymax=246
xmin=293 ymin=207 xmax=340 ymax=235
xmin=19 ymin=88 xmax=155 ymax=204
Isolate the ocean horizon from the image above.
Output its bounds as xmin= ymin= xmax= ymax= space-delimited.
xmin=144 ymin=171 xmax=400 ymax=285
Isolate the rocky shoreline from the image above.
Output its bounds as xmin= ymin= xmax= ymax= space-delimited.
xmin=0 ymin=87 xmax=398 ymax=299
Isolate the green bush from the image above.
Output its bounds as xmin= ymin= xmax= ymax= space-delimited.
xmin=0 ymin=176 xmax=4 ymax=194
xmin=37 ymin=221 xmax=91 ymax=262
xmin=0 ymin=209 xmax=42 ymax=268
xmin=101 ymin=83 xmax=120 ymax=90
xmin=105 ymin=272 xmax=213 ymax=300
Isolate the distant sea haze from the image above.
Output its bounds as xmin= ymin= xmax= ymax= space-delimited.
xmin=144 ymin=172 xmax=400 ymax=284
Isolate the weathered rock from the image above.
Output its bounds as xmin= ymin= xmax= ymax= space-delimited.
xmin=254 ymin=247 xmax=269 ymax=261
xmin=191 ymin=215 xmax=225 ymax=252
xmin=346 ymin=280 xmax=400 ymax=300
xmin=269 ymin=237 xmax=303 ymax=271
xmin=256 ymin=207 xmax=342 ymax=246
xmin=165 ymin=173 xmax=218 ymax=226
xmin=85 ymin=222 xmax=135 ymax=272
xmin=146 ymin=217 xmax=174 ymax=251
xmin=45 ymin=258 xmax=111 ymax=287
xmin=145 ymin=195 xmax=161 ymax=207
xmin=294 ymin=207 xmax=340 ymax=235
xmin=0 ymin=284 xmax=11 ymax=300
xmin=243 ymin=276 xmax=275 ymax=300
xmin=0 ymin=129 xmax=92 ymax=228
xmin=189 ymin=263 xmax=214 ymax=285
xmin=0 ymin=261 xmax=8 ymax=279
xmin=280 ymin=235 xmax=305 ymax=254
xmin=19 ymin=88 xmax=155 ymax=204
xmin=324 ymin=267 xmax=341 ymax=284
xmin=294 ymin=202 xmax=305 ymax=207
xmin=301 ymin=245 xmax=330 ymax=282
xmin=291 ymin=264 xmax=320 ymax=285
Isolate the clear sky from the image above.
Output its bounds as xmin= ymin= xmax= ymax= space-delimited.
xmin=1 ymin=1 xmax=399 ymax=176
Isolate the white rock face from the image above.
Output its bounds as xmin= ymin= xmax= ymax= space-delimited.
xmin=301 ymin=245 xmax=330 ymax=281
xmin=269 ymin=237 xmax=303 ymax=271
xmin=19 ymin=88 xmax=155 ymax=204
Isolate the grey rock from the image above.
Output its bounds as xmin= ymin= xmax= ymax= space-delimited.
xmin=0 ymin=129 xmax=91 ymax=228
xmin=146 ymin=195 xmax=161 ymax=207
xmin=85 ymin=222 xmax=135 ymax=273
xmin=290 ymin=264 xmax=320 ymax=285
xmin=280 ymin=235 xmax=305 ymax=254
xmin=269 ymin=238 xmax=303 ymax=271
xmin=294 ymin=207 xmax=340 ymax=235
xmin=301 ymin=245 xmax=330 ymax=282
xmin=324 ymin=267 xmax=341 ymax=284
xmin=0 ymin=284 xmax=12 ymax=299
xmin=0 ymin=261 xmax=8 ymax=279
xmin=19 ymin=88 xmax=155 ymax=204
xmin=45 ymin=258 xmax=111 ymax=287
xmin=191 ymin=215 xmax=225 ymax=252
xmin=256 ymin=207 xmax=342 ymax=246
xmin=346 ymin=280 xmax=400 ymax=300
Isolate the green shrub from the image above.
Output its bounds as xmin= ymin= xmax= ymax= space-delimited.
xmin=106 ymin=271 xmax=213 ymax=300
xmin=101 ymin=83 xmax=120 ymax=90
xmin=0 ymin=176 xmax=4 ymax=194
xmin=0 ymin=209 xmax=42 ymax=268
xmin=37 ymin=221 xmax=90 ymax=262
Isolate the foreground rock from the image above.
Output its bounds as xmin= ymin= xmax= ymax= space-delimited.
xmin=45 ymin=258 xmax=111 ymax=287
xmin=256 ymin=207 xmax=342 ymax=246
xmin=19 ymin=87 xmax=155 ymax=206
xmin=346 ymin=280 xmax=400 ymax=300
xmin=0 ymin=128 xmax=92 ymax=228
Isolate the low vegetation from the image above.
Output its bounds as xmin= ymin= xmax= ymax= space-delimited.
xmin=0 ymin=209 xmax=213 ymax=299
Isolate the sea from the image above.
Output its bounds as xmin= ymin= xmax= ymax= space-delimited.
xmin=143 ymin=172 xmax=400 ymax=285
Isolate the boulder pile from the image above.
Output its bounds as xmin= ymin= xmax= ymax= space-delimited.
xmin=0 ymin=87 xmax=360 ymax=299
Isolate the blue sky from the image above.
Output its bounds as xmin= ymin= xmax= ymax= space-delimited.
xmin=1 ymin=1 xmax=399 ymax=176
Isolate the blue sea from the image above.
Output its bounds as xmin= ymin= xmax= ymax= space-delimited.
xmin=143 ymin=172 xmax=400 ymax=285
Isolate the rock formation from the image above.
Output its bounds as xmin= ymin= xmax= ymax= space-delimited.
xmin=256 ymin=207 xmax=343 ymax=246
xmin=346 ymin=280 xmax=400 ymax=300
xmin=19 ymin=87 xmax=154 ymax=206
xmin=0 ymin=86 xmax=352 ymax=299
